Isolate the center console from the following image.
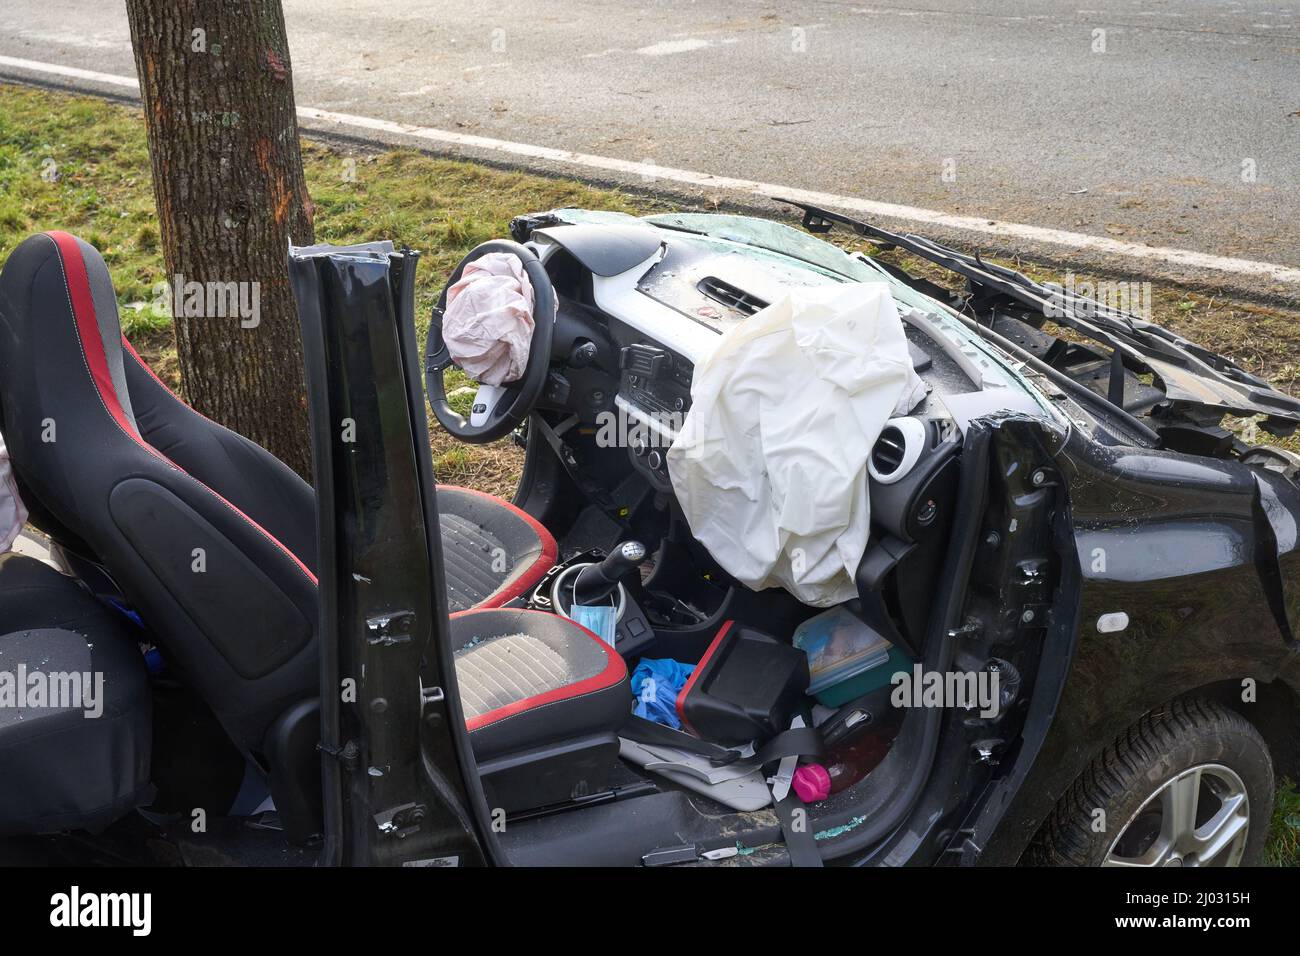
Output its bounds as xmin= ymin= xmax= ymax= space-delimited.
xmin=526 ymin=549 xmax=658 ymax=658
xmin=615 ymin=340 xmax=695 ymax=493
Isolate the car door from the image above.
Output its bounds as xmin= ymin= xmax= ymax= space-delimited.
xmin=290 ymin=241 xmax=502 ymax=867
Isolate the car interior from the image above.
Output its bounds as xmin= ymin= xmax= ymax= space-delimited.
xmin=439 ymin=221 xmax=992 ymax=864
xmin=0 ymin=220 xmax=1018 ymax=865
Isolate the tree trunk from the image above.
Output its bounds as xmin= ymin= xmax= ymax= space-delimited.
xmin=126 ymin=0 xmax=315 ymax=476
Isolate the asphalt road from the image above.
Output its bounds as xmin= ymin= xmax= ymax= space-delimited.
xmin=2 ymin=0 xmax=1298 ymax=287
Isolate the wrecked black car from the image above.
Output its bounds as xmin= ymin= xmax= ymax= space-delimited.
xmin=0 ymin=206 xmax=1297 ymax=867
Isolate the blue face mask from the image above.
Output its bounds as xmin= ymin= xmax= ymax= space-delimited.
xmin=569 ymin=603 xmax=618 ymax=648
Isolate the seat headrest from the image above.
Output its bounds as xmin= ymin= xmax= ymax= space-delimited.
xmin=0 ymin=232 xmax=137 ymax=434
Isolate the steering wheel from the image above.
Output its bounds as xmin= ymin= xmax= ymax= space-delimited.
xmin=424 ymin=240 xmax=556 ymax=444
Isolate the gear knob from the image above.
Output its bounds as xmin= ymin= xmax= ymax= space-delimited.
xmin=573 ymin=541 xmax=647 ymax=606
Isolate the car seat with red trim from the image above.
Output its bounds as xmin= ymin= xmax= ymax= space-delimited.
xmin=120 ymin=337 xmax=557 ymax=614
xmin=432 ymin=486 xmax=556 ymax=612
xmin=0 ymin=232 xmax=319 ymax=755
xmin=450 ymin=608 xmax=629 ymax=812
xmin=0 ymin=233 xmax=559 ymax=740
xmin=0 ymin=232 xmax=616 ymax=830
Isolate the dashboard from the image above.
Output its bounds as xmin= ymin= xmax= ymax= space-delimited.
xmin=523 ymin=218 xmax=996 ymax=499
xmin=504 ymin=213 xmax=1015 ymax=644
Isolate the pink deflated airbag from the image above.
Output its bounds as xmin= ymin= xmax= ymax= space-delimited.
xmin=443 ymin=252 xmax=536 ymax=386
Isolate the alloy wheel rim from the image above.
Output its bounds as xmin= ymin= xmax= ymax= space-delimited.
xmin=1103 ymin=763 xmax=1250 ymax=867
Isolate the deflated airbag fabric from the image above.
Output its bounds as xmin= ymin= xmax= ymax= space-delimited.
xmin=442 ymin=252 xmax=535 ymax=386
xmin=668 ymin=283 xmax=924 ymax=606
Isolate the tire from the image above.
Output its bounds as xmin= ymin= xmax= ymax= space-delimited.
xmin=1030 ymin=698 xmax=1274 ymax=867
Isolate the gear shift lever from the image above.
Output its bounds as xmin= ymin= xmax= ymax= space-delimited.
xmin=573 ymin=541 xmax=647 ymax=606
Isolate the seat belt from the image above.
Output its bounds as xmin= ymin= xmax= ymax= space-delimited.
xmin=767 ymin=716 xmax=823 ymax=868
xmin=621 ymin=715 xmax=823 ymax=768
xmin=622 ymin=715 xmax=826 ymax=867
xmin=772 ymin=791 xmax=823 ymax=867
xmin=532 ymin=413 xmax=630 ymax=528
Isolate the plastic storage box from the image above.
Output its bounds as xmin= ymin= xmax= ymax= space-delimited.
xmin=794 ymin=605 xmax=910 ymax=708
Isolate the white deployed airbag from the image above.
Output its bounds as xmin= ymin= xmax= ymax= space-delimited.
xmin=0 ymin=430 xmax=27 ymax=553
xmin=667 ymin=283 xmax=925 ymax=607
xmin=443 ymin=252 xmax=535 ymax=385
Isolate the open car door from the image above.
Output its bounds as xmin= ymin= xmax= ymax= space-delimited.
xmin=289 ymin=241 xmax=501 ymax=866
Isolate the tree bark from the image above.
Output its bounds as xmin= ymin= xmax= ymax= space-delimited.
xmin=126 ymin=0 xmax=315 ymax=476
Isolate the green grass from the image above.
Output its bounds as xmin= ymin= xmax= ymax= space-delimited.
xmin=0 ymin=89 xmax=170 ymax=335
xmin=3 ymin=83 xmax=1300 ymax=863
xmin=1267 ymin=777 xmax=1300 ymax=866
xmin=0 ymin=82 xmax=641 ymax=496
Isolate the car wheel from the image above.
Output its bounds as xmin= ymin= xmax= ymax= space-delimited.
xmin=1030 ymin=698 xmax=1273 ymax=867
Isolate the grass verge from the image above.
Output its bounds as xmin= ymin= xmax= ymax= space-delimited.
xmin=1268 ymin=777 xmax=1300 ymax=867
xmin=0 ymin=83 xmax=641 ymax=496
xmin=2 ymin=82 xmax=1298 ymax=864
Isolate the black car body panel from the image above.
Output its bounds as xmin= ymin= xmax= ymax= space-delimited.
xmin=289 ymin=242 xmax=494 ymax=867
xmin=970 ymin=427 xmax=1300 ymax=863
xmin=530 ymin=223 xmax=665 ymax=278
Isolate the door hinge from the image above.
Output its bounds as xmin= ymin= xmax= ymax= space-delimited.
xmin=318 ymin=739 xmax=360 ymax=771
xmin=420 ymin=684 xmax=445 ymax=726
xmin=367 ymin=609 xmax=416 ymax=646
xmin=374 ymin=802 xmax=427 ymax=839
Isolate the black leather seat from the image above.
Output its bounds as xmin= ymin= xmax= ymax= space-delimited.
xmin=450 ymin=608 xmax=630 ymax=812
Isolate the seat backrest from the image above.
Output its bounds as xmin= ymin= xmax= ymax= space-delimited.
xmin=0 ymin=232 xmax=318 ymax=754
xmin=120 ymin=337 xmax=318 ymax=573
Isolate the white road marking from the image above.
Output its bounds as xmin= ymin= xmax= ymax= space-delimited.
xmin=17 ymin=29 xmax=129 ymax=51
xmin=1 ymin=54 xmax=138 ymax=88
xmin=3 ymin=53 xmax=1298 ymax=287
xmin=635 ymin=38 xmax=711 ymax=55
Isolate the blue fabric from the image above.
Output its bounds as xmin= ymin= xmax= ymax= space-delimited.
xmin=631 ymin=658 xmax=695 ymax=729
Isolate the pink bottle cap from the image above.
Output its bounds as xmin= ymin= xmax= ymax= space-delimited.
xmin=792 ymin=763 xmax=831 ymax=803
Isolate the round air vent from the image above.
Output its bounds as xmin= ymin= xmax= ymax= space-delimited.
xmin=868 ymin=417 xmax=928 ymax=485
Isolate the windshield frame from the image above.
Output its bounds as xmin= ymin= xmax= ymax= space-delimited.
xmin=643 ymin=211 xmax=883 ymax=284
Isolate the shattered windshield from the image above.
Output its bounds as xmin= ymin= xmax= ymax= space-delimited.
xmin=642 ymin=212 xmax=882 ymax=284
